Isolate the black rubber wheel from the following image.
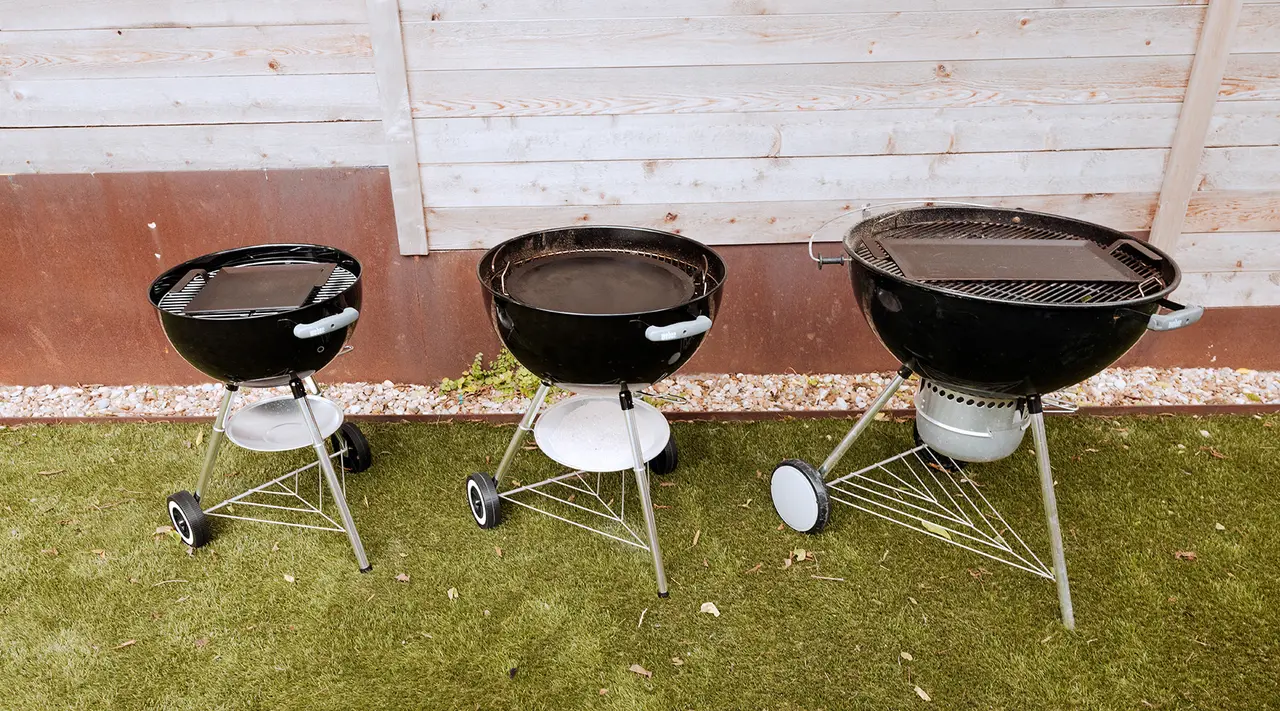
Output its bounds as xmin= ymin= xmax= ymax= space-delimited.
xmin=770 ymin=459 xmax=830 ymax=534
xmin=466 ymin=473 xmax=501 ymax=529
xmin=647 ymin=436 xmax=679 ymax=475
xmin=332 ymin=422 xmax=373 ymax=473
xmin=166 ymin=491 xmax=212 ymax=547
xmin=912 ymin=422 xmax=968 ymax=473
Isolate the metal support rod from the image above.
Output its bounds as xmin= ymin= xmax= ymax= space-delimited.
xmin=1029 ymin=397 xmax=1075 ymax=630
xmin=819 ymin=367 xmax=911 ymax=477
xmin=494 ymin=383 xmax=551 ymax=484
xmin=194 ymin=384 xmax=237 ymax=502
xmin=293 ymin=380 xmax=371 ymax=572
xmin=303 ymin=376 xmax=320 ymax=395
xmin=621 ymin=387 xmax=669 ymax=597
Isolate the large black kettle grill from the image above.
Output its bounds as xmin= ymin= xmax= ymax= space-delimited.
xmin=466 ymin=226 xmax=725 ymax=596
xmin=149 ymin=245 xmax=374 ymax=571
xmin=769 ymin=204 xmax=1203 ymax=628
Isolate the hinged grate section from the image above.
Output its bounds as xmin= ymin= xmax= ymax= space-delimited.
xmin=157 ymin=259 xmax=357 ymax=319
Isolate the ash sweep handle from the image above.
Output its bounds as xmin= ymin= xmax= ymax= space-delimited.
xmin=293 ymin=307 xmax=359 ymax=339
xmin=1147 ymin=300 xmax=1203 ymax=331
xmin=645 ymin=315 xmax=712 ymax=342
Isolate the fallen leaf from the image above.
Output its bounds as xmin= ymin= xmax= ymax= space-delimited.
xmin=36 ymin=469 xmax=64 ymax=477
xmin=738 ymin=498 xmax=752 ymax=508
xmin=447 ymin=587 xmax=458 ymax=600
xmin=901 ymin=651 xmax=914 ymax=662
xmin=776 ymin=523 xmax=785 ymax=531
xmin=271 ymin=541 xmax=279 ymax=552
xmin=1084 ymin=448 xmax=1099 ymax=453
xmin=700 ymin=602 xmax=721 ymax=617
xmin=194 ymin=638 xmax=208 ymax=648
xmin=494 ymin=546 xmax=503 ymax=557
xmin=113 ymin=640 xmax=137 ymax=650
xmin=153 ymin=525 xmax=173 ymax=536
xmin=915 ymin=685 xmax=932 ymax=702
xmin=702 ymin=558 xmax=709 ymax=568
xmin=40 ymin=547 xmax=58 ymax=556
xmin=283 ymin=574 xmax=296 ymax=583
xmin=909 ymin=596 xmax=918 ymax=606
xmin=1175 ymin=551 xmax=1198 ymax=561
xmin=395 ymin=573 xmax=411 ymax=583
xmin=793 ymin=547 xmax=807 ymax=561
xmin=599 ymin=689 xmax=608 ymax=696
xmin=783 ymin=557 xmax=792 ymax=569
xmin=91 ymin=549 xmax=108 ymax=560
xmin=691 ymin=529 xmax=701 ymax=548
xmin=629 ymin=664 xmax=652 ymax=679
xmin=744 ymin=563 xmax=762 ymax=574
xmin=196 ymin=431 xmax=204 ymax=446
xmin=659 ymin=481 xmax=677 ymax=487
xmin=921 ymin=520 xmax=953 ymax=541
xmin=653 ymin=504 xmax=671 ymax=509
xmin=1199 ymin=430 xmax=1211 ymax=438
xmin=1199 ymin=446 xmax=1229 ymax=459
xmin=671 ymin=657 xmax=684 ymax=666
xmin=1215 ymin=523 xmax=1226 ymax=531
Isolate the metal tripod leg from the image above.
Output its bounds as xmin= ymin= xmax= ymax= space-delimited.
xmin=194 ymin=384 xmax=238 ymax=503
xmin=494 ymin=383 xmax=551 ymax=485
xmin=292 ymin=379 xmax=370 ymax=572
xmin=621 ymin=388 xmax=669 ymax=597
xmin=819 ymin=366 xmax=912 ymax=477
xmin=1028 ymin=397 xmax=1075 ymax=629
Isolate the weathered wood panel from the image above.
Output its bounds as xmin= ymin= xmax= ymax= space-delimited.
xmin=0 ymin=0 xmax=366 ymax=30
xmin=1 ymin=25 xmax=372 ymax=80
xmin=423 ymin=191 xmax=1280 ymax=249
xmin=1175 ymin=231 xmax=1280 ymax=272
xmin=421 ymin=147 xmax=1280 ymax=208
xmin=406 ymin=54 xmax=1280 ymax=118
xmin=413 ymin=102 xmax=1280 ymax=164
xmin=401 ymin=6 xmax=1280 ymax=70
xmin=1 ymin=74 xmax=380 ymax=127
xmin=1173 ymin=270 xmax=1280 ymax=306
xmin=0 ymin=123 xmax=385 ymax=173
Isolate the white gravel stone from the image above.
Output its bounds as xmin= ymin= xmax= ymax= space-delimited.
xmin=1 ymin=367 xmax=1277 ymax=419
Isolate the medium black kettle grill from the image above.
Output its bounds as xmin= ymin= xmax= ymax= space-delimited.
xmin=466 ymin=226 xmax=725 ymax=596
xmin=149 ymin=244 xmax=374 ymax=571
xmin=770 ymin=204 xmax=1202 ymax=628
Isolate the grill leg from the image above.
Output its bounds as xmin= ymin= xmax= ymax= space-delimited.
xmin=194 ymin=384 xmax=238 ymax=503
xmin=621 ymin=388 xmax=669 ymax=597
xmin=493 ymin=383 xmax=551 ymax=485
xmin=292 ymin=379 xmax=371 ymax=572
xmin=818 ymin=366 xmax=912 ymax=477
xmin=1029 ymin=397 xmax=1075 ymax=629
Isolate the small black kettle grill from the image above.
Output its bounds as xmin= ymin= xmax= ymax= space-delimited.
xmin=148 ymin=244 xmax=374 ymax=571
xmin=770 ymin=203 xmax=1203 ymax=628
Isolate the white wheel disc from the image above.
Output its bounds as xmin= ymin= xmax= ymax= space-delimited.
xmin=168 ymin=500 xmax=195 ymax=545
xmin=772 ymin=464 xmax=820 ymax=532
xmin=467 ymin=479 xmax=487 ymax=526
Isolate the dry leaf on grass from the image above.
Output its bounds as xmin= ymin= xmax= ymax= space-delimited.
xmin=283 ymin=574 xmax=296 ymax=583
xmin=700 ymin=602 xmax=721 ymax=617
xmin=599 ymin=688 xmax=608 ymax=696
xmin=36 ymin=469 xmax=64 ymax=477
xmin=659 ymin=481 xmax=677 ymax=487
xmin=744 ymin=563 xmax=762 ymax=574
xmin=395 ymin=573 xmax=411 ymax=583
xmin=629 ymin=664 xmax=652 ymax=679
xmin=196 ymin=431 xmax=204 ymax=446
xmin=738 ymin=498 xmax=752 ymax=509
xmin=1215 ymin=523 xmax=1226 ymax=531
xmin=915 ymin=685 xmax=932 ymax=702
xmin=271 ymin=542 xmax=279 ymax=552
xmin=40 ymin=548 xmax=58 ymax=556
xmin=1175 ymin=551 xmax=1198 ymax=561
xmin=90 ymin=549 xmax=108 ymax=560
xmin=112 ymin=640 xmax=137 ymax=650
xmin=782 ymin=558 xmax=792 ymax=569
xmin=901 ymin=651 xmax=914 ymax=662
xmin=494 ymin=546 xmax=503 ymax=557
xmin=691 ymin=529 xmax=701 ymax=548
xmin=921 ymin=520 xmax=953 ymax=541
xmin=447 ymin=587 xmax=459 ymax=600
xmin=672 ymin=657 xmax=684 ymax=666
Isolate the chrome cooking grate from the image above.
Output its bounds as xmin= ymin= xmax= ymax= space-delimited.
xmin=158 ymin=259 xmax=357 ymax=319
xmin=852 ymin=220 xmax=1166 ymax=305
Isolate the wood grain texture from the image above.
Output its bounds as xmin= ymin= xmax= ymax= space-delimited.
xmin=421 ymin=191 xmax=1280 ymax=250
xmin=406 ymin=54 xmax=1280 ymax=118
xmin=0 ymin=25 xmax=372 ymax=80
xmin=1173 ymin=270 xmax=1280 ymax=305
xmin=0 ymin=0 xmax=366 ymax=30
xmin=1 ymin=74 xmax=380 ymax=127
xmin=420 ymin=147 xmax=1280 ymax=208
xmin=413 ymin=102 xmax=1280 ymax=164
xmin=401 ymin=6 xmax=1280 ymax=71
xmin=0 ymin=123 xmax=385 ymax=173
xmin=1150 ymin=0 xmax=1247 ymax=251
xmin=1175 ymin=231 xmax=1280 ymax=272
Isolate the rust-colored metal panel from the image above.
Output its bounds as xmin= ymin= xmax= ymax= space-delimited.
xmin=1 ymin=169 xmax=1276 ymax=387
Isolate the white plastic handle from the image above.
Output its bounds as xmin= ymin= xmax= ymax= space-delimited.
xmin=293 ymin=307 xmax=359 ymax=339
xmin=1147 ymin=303 xmax=1204 ymax=332
xmin=645 ymin=315 xmax=712 ymax=342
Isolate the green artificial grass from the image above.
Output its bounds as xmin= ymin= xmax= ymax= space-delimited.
xmin=0 ymin=415 xmax=1277 ymax=710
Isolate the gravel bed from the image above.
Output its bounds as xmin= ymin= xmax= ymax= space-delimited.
xmin=1 ymin=367 xmax=1276 ymax=420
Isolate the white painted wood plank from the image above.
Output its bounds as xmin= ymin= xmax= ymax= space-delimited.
xmin=1196 ymin=146 xmax=1280 ymax=191
xmin=366 ymin=0 xmax=429 ymax=255
xmin=407 ymin=54 xmax=1280 ymax=118
xmin=402 ymin=6 xmax=1280 ymax=71
xmin=0 ymin=74 xmax=381 ymax=127
xmin=0 ymin=123 xmax=385 ymax=173
xmin=402 ymin=0 xmax=1214 ymax=22
xmin=420 ymin=149 xmax=1186 ymax=208
xmin=1 ymin=26 xmax=372 ymax=81
xmin=422 ymin=191 xmax=1280 ymax=249
xmin=413 ymin=102 xmax=1280 ymax=164
xmin=0 ymin=0 xmax=366 ymax=30
xmin=1174 ymin=232 xmax=1280 ymax=272
xmin=1150 ymin=0 xmax=1246 ymax=251
xmin=1172 ymin=270 xmax=1280 ymax=306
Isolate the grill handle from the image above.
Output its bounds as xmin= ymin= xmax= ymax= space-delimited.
xmin=293 ymin=307 xmax=359 ymax=339
xmin=645 ymin=315 xmax=712 ymax=342
xmin=1146 ymin=300 xmax=1203 ymax=331
xmin=807 ymin=200 xmax=996 ymax=269
xmin=1107 ymin=238 xmax=1165 ymax=261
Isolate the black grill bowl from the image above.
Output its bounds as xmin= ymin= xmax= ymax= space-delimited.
xmin=843 ymin=207 xmax=1184 ymax=396
xmin=479 ymin=226 xmax=726 ymax=386
xmin=148 ymin=244 xmax=362 ymax=386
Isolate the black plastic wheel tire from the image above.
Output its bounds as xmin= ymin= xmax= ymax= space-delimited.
xmin=770 ymin=459 xmax=830 ymax=534
xmin=167 ymin=490 xmax=212 ymax=547
xmin=332 ymin=422 xmax=373 ymax=473
xmin=647 ymin=436 xmax=679 ymax=475
xmin=466 ymin=473 xmax=501 ymax=529
xmin=912 ymin=422 xmax=968 ymax=473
